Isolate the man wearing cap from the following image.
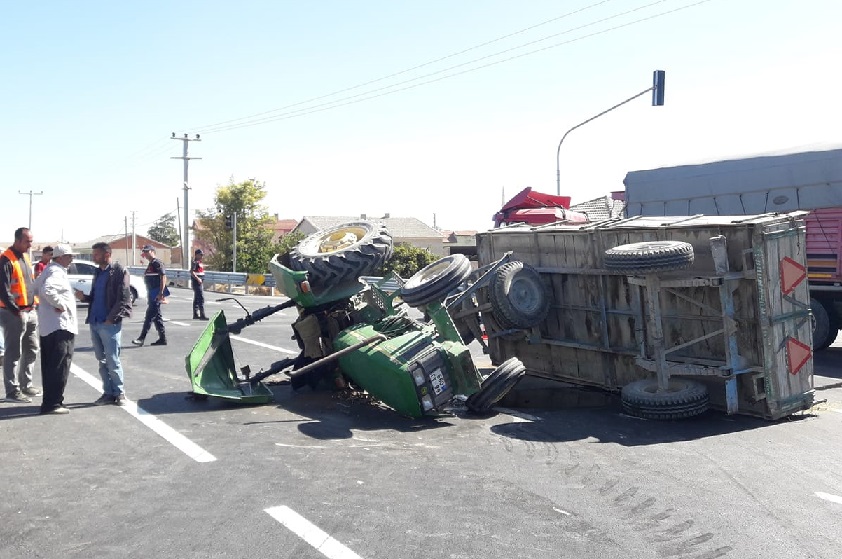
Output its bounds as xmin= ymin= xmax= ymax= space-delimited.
xmin=33 ymin=246 xmax=53 ymax=278
xmin=75 ymin=242 xmax=133 ymax=406
xmin=0 ymin=227 xmax=41 ymax=403
xmin=132 ymin=245 xmax=168 ymax=346
xmin=33 ymin=244 xmax=78 ymax=414
xmin=190 ymin=249 xmax=208 ymax=320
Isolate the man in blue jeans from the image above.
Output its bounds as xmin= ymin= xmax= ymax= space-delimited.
xmin=74 ymin=242 xmax=133 ymax=406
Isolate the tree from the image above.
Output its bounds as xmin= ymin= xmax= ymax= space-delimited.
xmin=380 ymin=244 xmax=437 ymax=278
xmin=194 ymin=178 xmax=299 ymax=273
xmin=147 ymin=213 xmax=180 ymax=247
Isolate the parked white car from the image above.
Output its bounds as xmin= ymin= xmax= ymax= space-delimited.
xmin=68 ymin=261 xmax=146 ymax=305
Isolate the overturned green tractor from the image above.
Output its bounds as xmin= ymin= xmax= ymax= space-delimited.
xmin=185 ymin=221 xmax=545 ymax=418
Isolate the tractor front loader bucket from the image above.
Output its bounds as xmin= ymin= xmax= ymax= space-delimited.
xmin=185 ymin=310 xmax=273 ymax=404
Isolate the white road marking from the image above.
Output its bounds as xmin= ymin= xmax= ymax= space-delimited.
xmin=831 ymin=408 xmax=842 ymax=415
xmin=231 ymin=334 xmax=298 ymax=354
xmin=69 ymin=364 xmax=217 ymax=463
xmin=816 ymin=492 xmax=842 ymax=505
xmin=265 ymin=506 xmax=364 ymax=559
xmin=553 ymin=507 xmax=572 ymax=516
xmin=163 ymin=318 xmax=192 ymax=326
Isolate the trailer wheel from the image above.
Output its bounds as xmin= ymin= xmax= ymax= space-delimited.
xmin=811 ymin=298 xmax=836 ymax=350
xmin=289 ymin=221 xmax=393 ymax=287
xmin=489 ymin=261 xmax=550 ymax=329
xmin=466 ymin=357 xmax=526 ymax=413
xmin=621 ymin=378 xmax=709 ymax=420
xmin=604 ymin=241 xmax=694 ymax=275
xmin=400 ymin=254 xmax=472 ymax=308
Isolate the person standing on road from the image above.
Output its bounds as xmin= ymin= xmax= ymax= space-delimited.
xmin=33 ymin=244 xmax=78 ymax=415
xmin=0 ymin=227 xmax=41 ymax=403
xmin=33 ymin=246 xmax=53 ymax=278
xmin=191 ymin=249 xmax=208 ymax=320
xmin=132 ymin=245 xmax=167 ymax=347
xmin=74 ymin=242 xmax=133 ymax=406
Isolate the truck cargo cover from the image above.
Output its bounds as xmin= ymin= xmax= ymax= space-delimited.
xmin=624 ymin=148 xmax=842 ymax=216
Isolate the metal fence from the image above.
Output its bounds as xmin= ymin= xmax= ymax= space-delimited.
xmin=127 ymin=268 xmax=402 ymax=296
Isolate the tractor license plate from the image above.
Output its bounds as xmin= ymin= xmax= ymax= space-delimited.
xmin=430 ymin=369 xmax=447 ymax=395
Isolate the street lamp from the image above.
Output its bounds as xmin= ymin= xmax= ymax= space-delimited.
xmin=555 ymin=70 xmax=666 ymax=195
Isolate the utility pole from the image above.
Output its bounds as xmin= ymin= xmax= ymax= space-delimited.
xmin=171 ymin=133 xmax=202 ymax=269
xmin=18 ymin=190 xmax=44 ymax=230
xmin=131 ymin=211 xmax=137 ymax=266
xmin=124 ymin=216 xmax=129 ymax=265
xmin=18 ymin=190 xmax=43 ymax=261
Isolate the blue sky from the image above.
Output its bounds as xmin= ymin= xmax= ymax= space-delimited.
xmin=3 ymin=0 xmax=841 ymax=247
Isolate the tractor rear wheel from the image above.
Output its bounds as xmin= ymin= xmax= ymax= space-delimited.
xmin=604 ymin=241 xmax=694 ymax=275
xmin=400 ymin=254 xmax=472 ymax=308
xmin=466 ymin=357 xmax=526 ymax=413
xmin=289 ymin=221 xmax=393 ymax=288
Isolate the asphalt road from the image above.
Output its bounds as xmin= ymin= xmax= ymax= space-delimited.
xmin=1 ymin=287 xmax=841 ymax=559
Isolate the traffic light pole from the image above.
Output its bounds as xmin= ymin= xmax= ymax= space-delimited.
xmin=555 ymin=70 xmax=665 ymax=196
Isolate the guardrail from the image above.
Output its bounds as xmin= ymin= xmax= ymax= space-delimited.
xmin=127 ymin=268 xmax=401 ymax=296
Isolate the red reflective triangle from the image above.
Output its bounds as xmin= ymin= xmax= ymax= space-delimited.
xmin=780 ymin=257 xmax=807 ymax=295
xmin=786 ymin=337 xmax=811 ymax=376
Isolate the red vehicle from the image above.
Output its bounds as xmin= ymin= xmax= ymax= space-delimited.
xmin=493 ymin=187 xmax=589 ymax=227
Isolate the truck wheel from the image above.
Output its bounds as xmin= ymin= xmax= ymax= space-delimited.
xmin=289 ymin=221 xmax=393 ymax=287
xmin=604 ymin=241 xmax=694 ymax=275
xmin=621 ymin=378 xmax=709 ymax=420
xmin=811 ymin=298 xmax=836 ymax=350
xmin=400 ymin=254 xmax=471 ymax=308
xmin=489 ymin=261 xmax=550 ymax=329
xmin=466 ymin=357 xmax=526 ymax=413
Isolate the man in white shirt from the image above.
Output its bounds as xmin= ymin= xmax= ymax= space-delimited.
xmin=33 ymin=244 xmax=79 ymax=415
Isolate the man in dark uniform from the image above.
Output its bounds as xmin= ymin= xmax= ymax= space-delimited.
xmin=191 ymin=249 xmax=208 ymax=320
xmin=131 ymin=245 xmax=167 ymax=347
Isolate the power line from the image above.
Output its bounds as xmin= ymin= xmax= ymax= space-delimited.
xmin=188 ymin=0 xmax=620 ymax=133
xmin=200 ymin=0 xmax=709 ymax=135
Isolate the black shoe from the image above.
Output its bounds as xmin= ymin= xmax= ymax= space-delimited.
xmin=21 ymin=386 xmax=41 ymax=396
xmin=93 ymin=394 xmax=115 ymax=405
xmin=5 ymin=390 xmax=31 ymax=403
xmin=198 ymin=315 xmax=209 ymax=321
xmin=114 ymin=394 xmax=127 ymax=406
xmin=131 ymin=338 xmax=145 ymax=346
xmin=41 ymin=406 xmax=70 ymax=415
xmin=150 ymin=338 xmax=167 ymax=346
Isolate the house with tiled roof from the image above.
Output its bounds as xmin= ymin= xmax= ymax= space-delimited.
xmin=569 ymin=191 xmax=626 ymax=222
xmin=294 ymin=214 xmax=446 ymax=256
xmin=74 ymin=234 xmax=175 ymax=266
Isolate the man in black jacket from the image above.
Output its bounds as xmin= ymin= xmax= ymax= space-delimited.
xmin=74 ymin=242 xmax=133 ymax=406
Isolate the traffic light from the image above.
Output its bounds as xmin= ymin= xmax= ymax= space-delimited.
xmin=224 ymin=215 xmax=233 ymax=229
xmin=652 ymin=70 xmax=665 ymax=106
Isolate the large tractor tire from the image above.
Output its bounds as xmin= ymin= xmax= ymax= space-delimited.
xmin=621 ymin=378 xmax=709 ymax=420
xmin=466 ymin=357 xmax=526 ymax=414
xmin=604 ymin=241 xmax=694 ymax=275
xmin=400 ymin=254 xmax=472 ymax=308
xmin=489 ymin=261 xmax=550 ymax=329
xmin=811 ymin=298 xmax=837 ymax=350
xmin=289 ymin=221 xmax=393 ymax=288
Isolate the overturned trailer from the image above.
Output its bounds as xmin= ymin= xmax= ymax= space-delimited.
xmin=473 ymin=213 xmax=815 ymax=420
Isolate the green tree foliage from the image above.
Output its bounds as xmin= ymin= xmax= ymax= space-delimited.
xmin=194 ymin=178 xmax=299 ymax=273
xmin=147 ymin=213 xmax=180 ymax=247
xmin=381 ymin=243 xmax=437 ymax=278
